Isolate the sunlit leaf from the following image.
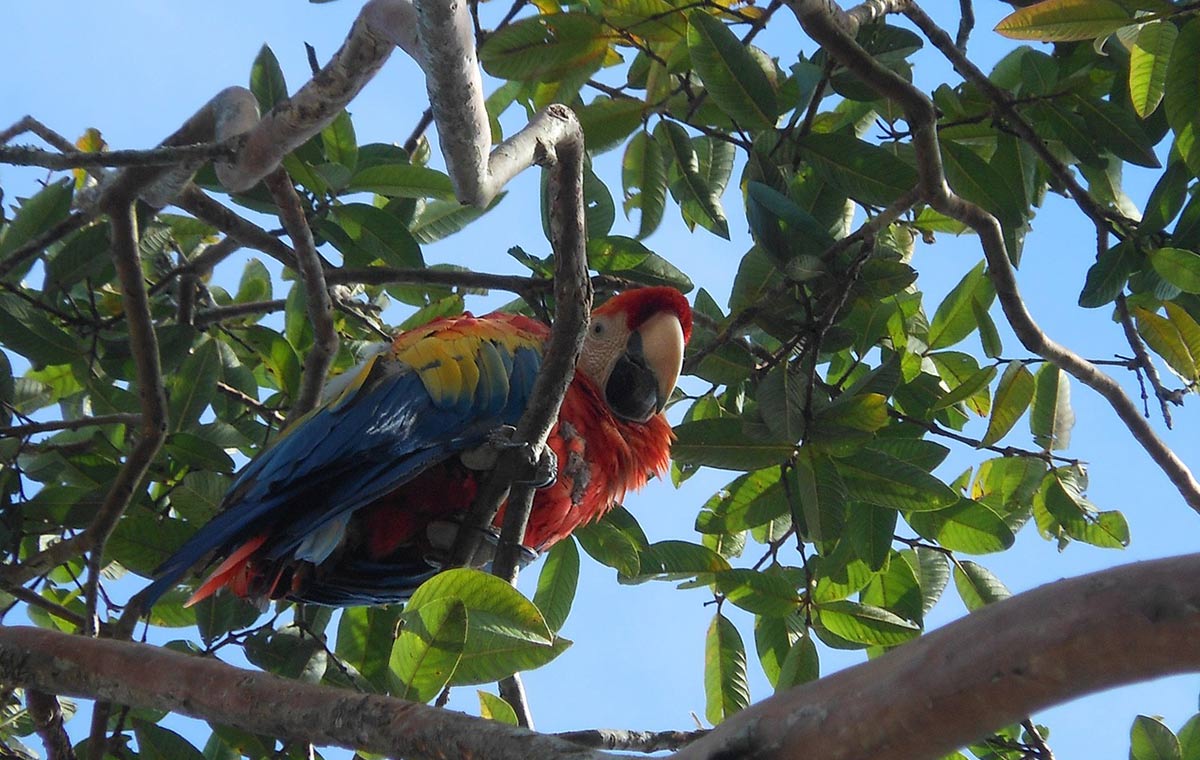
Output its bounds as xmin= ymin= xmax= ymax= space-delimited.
xmin=705 ymin=612 xmax=750 ymax=724
xmin=994 ymin=0 xmax=1132 ymax=42
xmin=686 ymin=11 xmax=777 ymax=129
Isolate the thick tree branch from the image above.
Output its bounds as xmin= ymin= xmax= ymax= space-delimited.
xmin=0 ymin=627 xmax=602 ymax=760
xmin=264 ymin=169 xmax=339 ymax=426
xmin=677 ymin=554 xmax=1200 ymax=760
xmin=4 ymin=557 xmax=1200 ymax=759
xmin=785 ymin=0 xmax=1200 ymax=513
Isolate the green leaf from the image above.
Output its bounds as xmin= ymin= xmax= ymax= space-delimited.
xmin=1030 ymin=364 xmax=1074 ymax=450
xmin=714 ymin=568 xmax=801 ymax=617
xmin=45 ymin=220 xmax=111 ymax=294
xmin=622 ymin=130 xmax=668 ymax=239
xmin=1134 ymin=306 xmax=1199 ymax=381
xmin=240 ymin=325 xmax=302 ymax=398
xmin=405 ymin=569 xmax=567 ymax=685
xmin=816 ymin=600 xmax=920 ymax=646
xmin=410 ymin=193 xmax=506 ymax=243
xmin=107 ymin=513 xmax=193 ymax=577
xmin=336 ymin=606 xmax=402 ymax=691
xmin=1166 ymin=19 xmax=1200 ymax=175
xmin=249 ymin=44 xmax=288 ymax=111
xmin=994 ymin=0 xmax=1132 ymax=42
xmin=0 ymin=293 xmax=81 ymax=367
xmin=797 ymin=132 xmax=918 ymax=207
xmin=932 ymin=364 xmax=997 ymax=415
xmin=575 ymin=505 xmax=647 ymax=577
xmin=981 ymin=361 xmax=1035 ymax=446
xmin=1166 ymin=302 xmax=1200 ymax=369
xmin=193 ymin=593 xmax=262 ymax=645
xmin=1150 ymin=247 xmax=1200 ymax=294
xmin=756 ymin=363 xmax=809 ymax=443
xmin=169 ymin=339 xmax=221 ymax=433
xmin=705 ymin=612 xmax=750 ymax=725
xmin=928 ymin=260 xmax=995 ymax=350
xmin=135 ymin=719 xmax=207 ymax=760
xmin=775 ymin=633 xmax=819 ymax=690
xmin=326 ymin=203 xmax=424 ymax=269
xmin=578 ymin=97 xmax=646 ymax=155
xmin=321 ymin=110 xmax=358 ymax=170
xmin=953 ymin=560 xmax=1011 ymax=611
xmin=696 ymin=469 xmax=790 ymax=534
xmin=861 ymin=552 xmax=924 ymax=624
xmin=479 ymin=13 xmax=609 ymax=82
xmin=673 ymin=418 xmax=794 ymax=471
xmin=1070 ymin=95 xmax=1160 ymax=168
xmin=907 ymin=498 xmax=1016 ymax=554
xmin=1079 ymin=240 xmax=1138 ymax=307
xmin=753 ymin=613 xmax=802 ymax=688
xmin=686 ymin=11 xmax=777 ymax=129
xmin=346 ymin=164 xmax=456 ymax=200
xmin=656 ymin=121 xmax=730 ymax=239
xmin=478 ymin=691 xmax=520 ymax=725
xmin=1131 ymin=715 xmax=1182 ymax=760
xmin=534 ymin=538 xmax=579 ymax=633
xmin=0 ymin=179 xmax=73 ymax=274
xmin=623 ymin=539 xmax=731 ymax=583
xmin=836 ymin=449 xmax=960 ymax=512
xmin=900 ymin=547 xmax=951 ymax=617
xmin=1130 ymin=20 xmax=1177 ymax=119
xmin=586 ymin=236 xmax=693 ymax=291
xmin=390 ymin=597 xmax=467 ymax=703
xmin=940 ymin=141 xmax=1025 ymax=226
xmin=845 ymin=503 xmax=897 ymax=572
xmin=1177 ymin=713 xmax=1200 ymax=760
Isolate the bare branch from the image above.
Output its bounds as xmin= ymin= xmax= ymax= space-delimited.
xmin=82 ymin=202 xmax=169 ymax=629
xmin=0 ymin=627 xmax=603 ymax=760
xmin=0 ymin=116 xmax=76 ymax=151
xmin=193 ymin=299 xmax=288 ymax=328
xmin=676 ymin=553 xmax=1200 ymax=760
xmin=556 ymin=728 xmax=708 ymax=753
xmin=0 ymin=414 xmax=141 ymax=440
xmin=264 ymin=169 xmax=339 ymax=426
xmin=1116 ymin=294 xmax=1180 ymax=427
xmin=786 ymin=0 xmax=1200 ymax=513
xmin=176 ymin=185 xmax=300 ymax=270
xmin=0 ymin=141 xmax=239 ymax=171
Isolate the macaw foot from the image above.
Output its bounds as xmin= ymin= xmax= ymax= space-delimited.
xmin=425 ymin=520 xmax=538 ymax=569
xmin=459 ymin=425 xmax=558 ymax=489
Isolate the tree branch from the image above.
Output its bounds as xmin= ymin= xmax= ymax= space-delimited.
xmin=0 ymin=627 xmax=603 ymax=760
xmin=263 ymin=169 xmax=339 ymax=427
xmin=26 ymin=691 xmax=76 ymax=760
xmin=785 ymin=0 xmax=1200 ymax=513
xmin=0 ymin=414 xmax=141 ymax=440
xmin=676 ymin=553 xmax=1200 ymax=760
xmin=0 ymin=141 xmax=239 ymax=171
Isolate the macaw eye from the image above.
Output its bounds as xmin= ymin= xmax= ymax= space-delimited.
xmin=592 ymin=322 xmax=605 ymax=335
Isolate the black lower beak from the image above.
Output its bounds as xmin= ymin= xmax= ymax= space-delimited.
xmin=605 ymin=333 xmax=662 ymax=423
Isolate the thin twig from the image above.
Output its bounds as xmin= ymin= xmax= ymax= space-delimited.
xmin=194 ymin=299 xmax=288 ymax=328
xmin=0 ymin=414 xmax=141 ymax=440
xmin=0 ymin=212 xmax=92 ymax=281
xmin=1116 ymin=293 xmax=1178 ymax=428
xmin=176 ymin=185 xmax=301 ymax=270
xmin=264 ymin=168 xmax=339 ymax=427
xmin=0 ymin=116 xmax=76 ymax=151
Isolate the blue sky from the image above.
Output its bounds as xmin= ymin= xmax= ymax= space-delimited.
xmin=4 ymin=1 xmax=1200 ymax=757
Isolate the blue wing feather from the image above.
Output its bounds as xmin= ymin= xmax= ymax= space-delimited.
xmin=142 ymin=332 xmax=543 ymax=605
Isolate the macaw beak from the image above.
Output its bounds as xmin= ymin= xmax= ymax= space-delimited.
xmin=605 ymin=311 xmax=685 ymax=423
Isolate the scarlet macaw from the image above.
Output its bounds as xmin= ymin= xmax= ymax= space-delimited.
xmin=143 ymin=286 xmax=691 ymax=607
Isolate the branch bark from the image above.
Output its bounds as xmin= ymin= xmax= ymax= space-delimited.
xmin=3 ymin=556 xmax=1200 ymax=759
xmin=0 ymin=627 xmax=602 ymax=760
xmin=676 ymin=553 xmax=1200 ymax=760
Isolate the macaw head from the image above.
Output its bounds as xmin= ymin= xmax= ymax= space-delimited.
xmin=578 ymin=287 xmax=692 ymax=423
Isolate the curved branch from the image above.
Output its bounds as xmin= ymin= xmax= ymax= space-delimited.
xmin=264 ymin=169 xmax=339 ymax=426
xmin=0 ymin=627 xmax=602 ymax=760
xmin=784 ymin=0 xmax=1200 ymax=513
xmin=677 ymin=553 xmax=1200 ymax=760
